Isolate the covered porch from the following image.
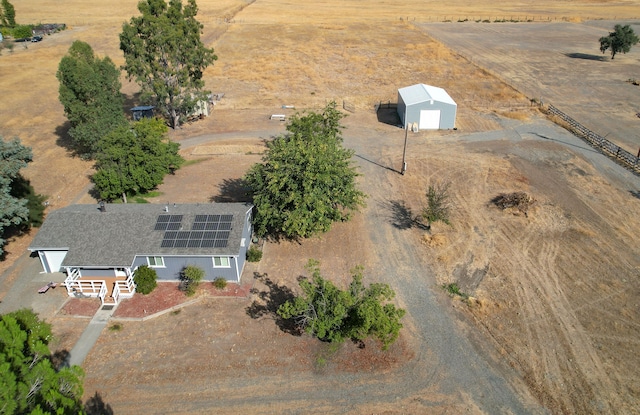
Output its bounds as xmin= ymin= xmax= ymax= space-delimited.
xmin=64 ymin=267 xmax=136 ymax=305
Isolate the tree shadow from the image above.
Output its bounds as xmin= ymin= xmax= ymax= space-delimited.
xmin=51 ymin=349 xmax=70 ymax=370
xmin=245 ymin=272 xmax=301 ymax=335
xmin=381 ymin=199 xmax=429 ymax=230
xmin=210 ymin=177 xmax=252 ymax=203
xmin=54 ymin=121 xmax=80 ymax=156
xmin=564 ymin=52 xmax=609 ymax=62
xmin=84 ymin=392 xmax=114 ymax=415
xmin=376 ymin=105 xmax=401 ymax=127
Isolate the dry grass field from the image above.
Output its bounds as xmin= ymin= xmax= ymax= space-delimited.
xmin=2 ymin=0 xmax=640 ymax=414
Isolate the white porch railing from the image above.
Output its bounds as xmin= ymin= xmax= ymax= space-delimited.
xmin=98 ymin=283 xmax=108 ymax=304
xmin=63 ymin=267 xmax=136 ymax=305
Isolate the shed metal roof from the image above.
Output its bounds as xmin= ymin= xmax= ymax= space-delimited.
xmin=29 ymin=203 xmax=252 ymax=268
xmin=398 ymin=84 xmax=456 ymax=106
xmin=130 ymin=105 xmax=155 ymax=111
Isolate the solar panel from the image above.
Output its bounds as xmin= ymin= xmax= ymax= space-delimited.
xmin=155 ymin=223 xmax=168 ymax=231
xmin=174 ymin=239 xmax=188 ymax=248
xmin=214 ymin=240 xmax=228 ymax=248
xmin=190 ymin=231 xmax=204 ymax=239
xmin=221 ymin=215 xmax=233 ymax=222
xmin=208 ymin=215 xmax=221 ymax=222
xmin=187 ymin=239 xmax=201 ymax=248
xmin=169 ymin=215 xmax=183 ymax=222
xmin=161 ymin=239 xmax=175 ymax=248
xmin=194 ymin=214 xmax=208 ymax=222
xmin=192 ymin=222 xmax=207 ymax=231
xmin=201 ymin=239 xmax=216 ymax=248
xmin=157 ymin=215 xmax=170 ymax=223
xmin=164 ymin=231 xmax=178 ymax=240
xmin=205 ymin=222 xmax=218 ymax=231
xmin=218 ymin=222 xmax=232 ymax=231
xmin=216 ymin=231 xmax=230 ymax=240
xmin=177 ymin=231 xmax=190 ymax=239
xmin=166 ymin=222 xmax=181 ymax=230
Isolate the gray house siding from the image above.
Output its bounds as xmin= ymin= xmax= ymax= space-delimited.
xmin=79 ymin=268 xmax=117 ymax=277
xmin=131 ymin=255 xmax=241 ymax=282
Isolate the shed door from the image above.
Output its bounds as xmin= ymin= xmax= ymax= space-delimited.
xmin=419 ymin=110 xmax=441 ymax=130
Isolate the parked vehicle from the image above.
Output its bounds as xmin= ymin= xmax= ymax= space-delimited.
xmin=31 ymin=35 xmax=43 ymax=42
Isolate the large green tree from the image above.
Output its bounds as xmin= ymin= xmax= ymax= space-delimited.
xmin=0 ymin=309 xmax=85 ymax=414
xmin=120 ymin=0 xmax=217 ymax=129
xmin=245 ymin=102 xmax=366 ymax=239
xmin=0 ymin=0 xmax=16 ymax=27
xmin=92 ymin=118 xmax=184 ymax=202
xmin=57 ymin=41 xmax=127 ymax=157
xmin=599 ymin=24 xmax=639 ymax=59
xmin=278 ymin=260 xmax=405 ymax=350
xmin=0 ymin=136 xmax=31 ymax=256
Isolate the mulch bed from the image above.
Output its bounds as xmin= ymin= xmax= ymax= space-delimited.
xmin=114 ymin=282 xmax=253 ymax=319
xmin=58 ymin=282 xmax=252 ymax=319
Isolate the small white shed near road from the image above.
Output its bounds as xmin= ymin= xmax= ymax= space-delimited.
xmin=397 ymin=84 xmax=457 ymax=130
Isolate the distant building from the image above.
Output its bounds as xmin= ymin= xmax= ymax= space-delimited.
xmin=130 ymin=105 xmax=155 ymax=121
xmin=397 ymin=84 xmax=457 ymax=130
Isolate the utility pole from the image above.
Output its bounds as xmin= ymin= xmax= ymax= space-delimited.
xmin=401 ymin=121 xmax=408 ymax=175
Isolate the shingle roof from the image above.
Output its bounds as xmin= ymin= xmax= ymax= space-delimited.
xmin=29 ymin=203 xmax=253 ymax=268
xmin=398 ymin=84 xmax=457 ymax=107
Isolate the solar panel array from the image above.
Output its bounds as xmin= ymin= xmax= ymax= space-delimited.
xmin=158 ymin=214 xmax=233 ymax=249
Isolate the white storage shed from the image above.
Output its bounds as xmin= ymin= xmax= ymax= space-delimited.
xmin=397 ymin=84 xmax=457 ymax=130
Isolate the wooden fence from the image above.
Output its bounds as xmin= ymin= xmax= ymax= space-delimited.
xmin=547 ymin=105 xmax=640 ymax=174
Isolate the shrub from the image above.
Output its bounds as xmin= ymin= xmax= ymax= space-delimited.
xmin=180 ymin=265 xmax=204 ymax=296
xmin=246 ymin=246 xmax=263 ymax=262
xmin=213 ymin=277 xmax=227 ymax=289
xmin=423 ymin=182 xmax=451 ymax=227
xmin=133 ymin=265 xmax=157 ymax=294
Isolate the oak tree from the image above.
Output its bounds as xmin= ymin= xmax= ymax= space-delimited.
xmin=599 ymin=24 xmax=639 ymax=59
xmin=57 ymin=41 xmax=127 ymax=157
xmin=92 ymin=118 xmax=184 ymax=202
xmin=278 ymin=260 xmax=405 ymax=350
xmin=245 ymin=102 xmax=366 ymax=239
xmin=0 ymin=0 xmax=16 ymax=27
xmin=120 ymin=0 xmax=217 ymax=129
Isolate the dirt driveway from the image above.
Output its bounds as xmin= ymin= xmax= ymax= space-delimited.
xmin=51 ymin=106 xmax=635 ymax=414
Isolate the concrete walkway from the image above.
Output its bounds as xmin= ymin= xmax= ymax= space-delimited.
xmin=64 ymin=305 xmax=116 ymax=367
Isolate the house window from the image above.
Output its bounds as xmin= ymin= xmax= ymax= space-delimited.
xmin=213 ymin=256 xmax=230 ymax=268
xmin=147 ymin=256 xmax=165 ymax=268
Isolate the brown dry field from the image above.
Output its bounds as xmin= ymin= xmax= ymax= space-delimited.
xmin=1 ymin=0 xmax=640 ymax=414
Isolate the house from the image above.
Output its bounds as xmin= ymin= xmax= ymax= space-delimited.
xmin=397 ymin=84 xmax=457 ymax=130
xmin=28 ymin=203 xmax=254 ymax=305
